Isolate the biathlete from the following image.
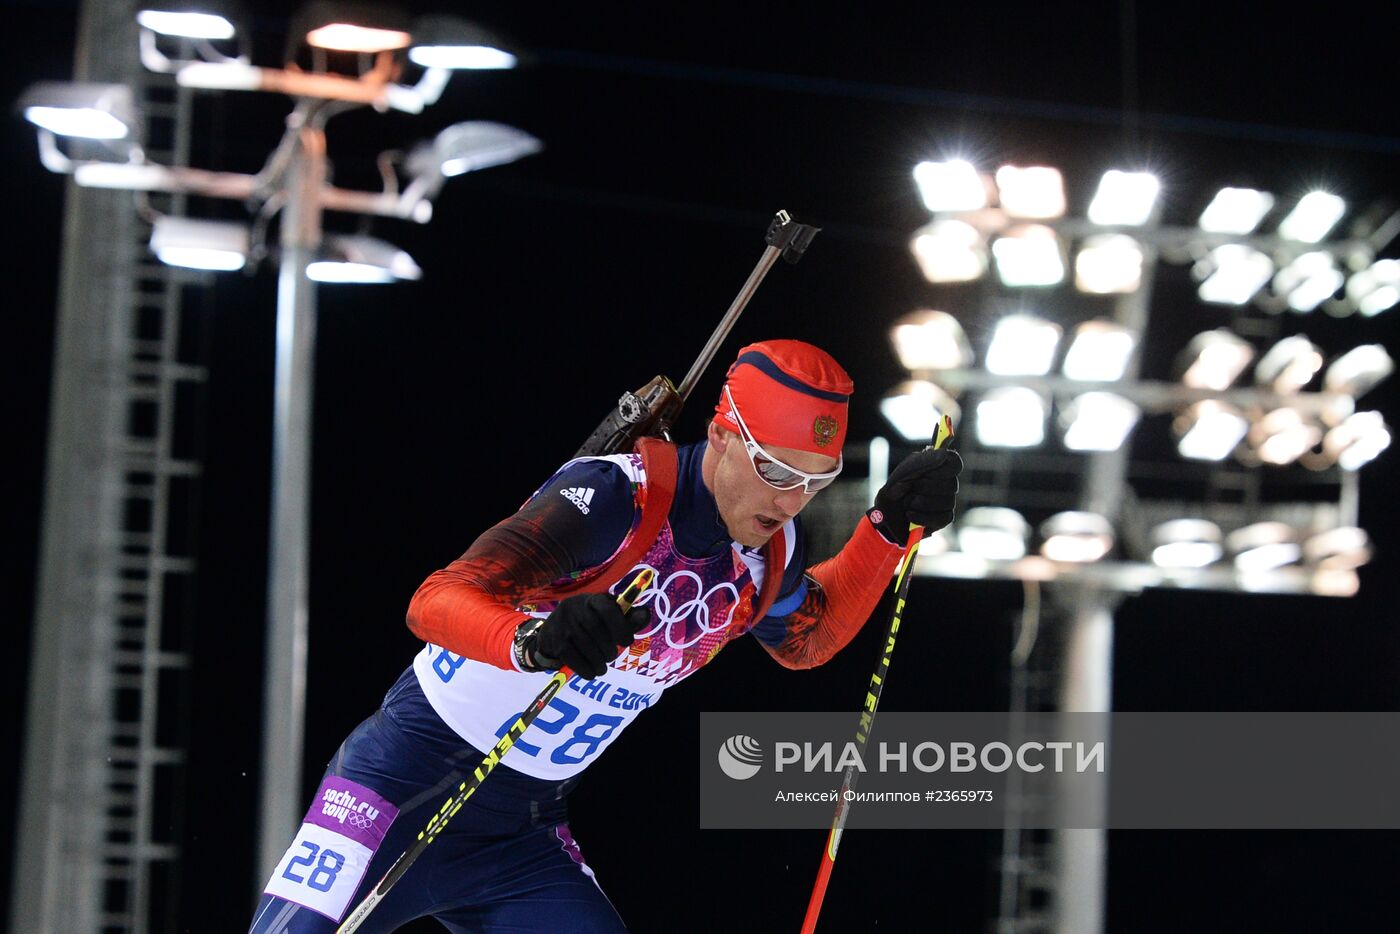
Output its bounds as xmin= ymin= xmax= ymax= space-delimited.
xmin=250 ymin=340 xmax=962 ymax=932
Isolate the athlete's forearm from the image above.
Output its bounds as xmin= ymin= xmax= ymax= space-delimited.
xmin=408 ymin=460 xmax=635 ymax=670
xmin=761 ymin=518 xmax=904 ymax=669
xmin=407 ymin=501 xmax=583 ymax=671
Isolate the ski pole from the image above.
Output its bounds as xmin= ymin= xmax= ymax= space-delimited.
xmin=799 ymin=415 xmax=954 ymax=934
xmin=336 ymin=567 xmax=655 ymax=933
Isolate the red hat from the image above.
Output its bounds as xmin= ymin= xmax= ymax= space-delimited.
xmin=713 ymin=340 xmax=853 ymax=456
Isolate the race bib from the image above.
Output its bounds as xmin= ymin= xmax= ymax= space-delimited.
xmin=263 ymin=776 xmax=399 ymax=921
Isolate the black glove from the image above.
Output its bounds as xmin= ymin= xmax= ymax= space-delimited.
xmin=517 ymin=593 xmax=651 ymax=679
xmin=868 ymin=448 xmax=963 ymax=542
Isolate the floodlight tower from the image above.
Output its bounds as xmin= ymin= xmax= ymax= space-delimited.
xmin=14 ymin=2 xmax=539 ymax=928
xmin=872 ymin=158 xmax=1395 ymax=934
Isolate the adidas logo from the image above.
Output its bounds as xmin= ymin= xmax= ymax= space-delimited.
xmin=561 ymin=487 xmax=595 ymax=514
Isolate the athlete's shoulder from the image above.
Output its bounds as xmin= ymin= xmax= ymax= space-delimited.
xmin=548 ymin=452 xmax=646 ymax=489
xmin=514 ymin=457 xmax=642 ymax=573
xmin=533 ymin=456 xmax=638 ymax=516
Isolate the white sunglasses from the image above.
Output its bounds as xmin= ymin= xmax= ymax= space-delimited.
xmin=724 ymin=385 xmax=843 ymax=493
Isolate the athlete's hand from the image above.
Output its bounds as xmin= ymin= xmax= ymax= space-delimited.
xmin=869 ymin=448 xmax=962 ymax=541
xmin=523 ymin=594 xmax=651 ymax=679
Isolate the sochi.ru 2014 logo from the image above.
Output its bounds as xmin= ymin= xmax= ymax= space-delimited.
xmin=718 ymin=734 xmax=763 ymax=780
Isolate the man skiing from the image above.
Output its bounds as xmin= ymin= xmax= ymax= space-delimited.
xmin=252 ymin=339 xmax=961 ymax=932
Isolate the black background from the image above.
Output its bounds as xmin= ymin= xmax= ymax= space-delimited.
xmin=5 ymin=1 xmax=1399 ymax=931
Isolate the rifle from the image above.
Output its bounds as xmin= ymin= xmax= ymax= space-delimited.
xmin=573 ymin=210 xmax=819 ymax=458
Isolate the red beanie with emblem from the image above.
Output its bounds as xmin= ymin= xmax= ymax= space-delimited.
xmin=713 ymin=340 xmax=853 ymax=456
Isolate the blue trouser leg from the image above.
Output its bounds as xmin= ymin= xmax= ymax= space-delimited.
xmin=249 ymin=669 xmax=625 ymax=933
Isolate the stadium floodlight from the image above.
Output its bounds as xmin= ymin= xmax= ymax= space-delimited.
xmin=135 ymin=4 xmax=246 ymax=74
xmin=994 ymin=165 xmax=1066 ymax=219
xmin=1248 ymin=408 xmax=1322 ymax=465
xmin=909 ymin=219 xmax=988 ymax=283
xmin=1346 ymin=258 xmax=1400 ymax=316
xmin=408 ymin=121 xmax=542 ymax=180
xmin=295 ymin=1 xmax=412 ymax=53
xmin=913 ymin=159 xmax=987 ymax=212
xmin=985 ymin=314 xmax=1061 ymax=376
xmin=889 ymin=309 xmax=973 ymax=371
xmin=1177 ymin=329 xmax=1255 ymax=390
xmin=1197 ymin=186 xmax=1275 ymax=234
xmin=1176 ymin=400 xmax=1249 ymax=461
xmin=307 ymin=234 xmax=421 ymax=283
xmin=408 ymin=15 xmax=517 ymax=69
xmin=1323 ymin=411 xmax=1391 ymax=470
xmin=1063 ymin=320 xmax=1135 ymax=381
xmin=1227 ymin=522 xmax=1301 ymax=572
xmin=137 ymin=8 xmax=237 ymax=40
xmin=1255 ymin=335 xmax=1324 ymax=394
xmin=19 ymin=82 xmax=137 ymax=140
xmin=1274 ymin=251 xmax=1344 ymax=312
xmin=881 ymin=381 xmax=962 ymax=443
xmin=1087 ymin=170 xmax=1160 ymax=226
xmin=171 ymin=60 xmax=263 ymax=91
xmin=1039 ymin=511 xmax=1114 ymax=563
xmin=975 ymin=387 xmax=1047 ymax=447
xmin=1303 ymin=526 xmax=1372 ymax=570
xmin=1196 ymin=243 xmax=1274 ymax=305
xmin=958 ymin=507 xmax=1031 ymax=561
xmin=305 ymin=24 xmax=410 ymax=53
xmin=1151 ymin=519 xmax=1223 ymax=568
xmin=991 ymin=224 xmax=1065 ymax=287
xmin=149 ymin=215 xmax=250 ymax=271
xmin=1074 ymin=233 xmax=1144 ymax=294
xmin=1311 ymin=569 xmax=1361 ymax=597
xmin=1324 ymin=344 xmax=1394 ymax=398
xmin=1277 ymin=190 xmax=1346 ymax=243
xmin=1060 ymin=392 xmax=1140 ymax=452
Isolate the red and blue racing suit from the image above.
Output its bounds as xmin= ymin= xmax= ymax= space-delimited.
xmin=251 ymin=441 xmax=904 ymax=932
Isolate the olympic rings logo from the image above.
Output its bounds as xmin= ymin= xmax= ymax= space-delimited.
xmin=347 ymin=812 xmax=374 ymax=830
xmin=623 ymin=564 xmax=740 ymax=649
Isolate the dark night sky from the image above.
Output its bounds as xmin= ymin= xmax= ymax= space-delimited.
xmin=5 ymin=1 xmax=1400 ymax=931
